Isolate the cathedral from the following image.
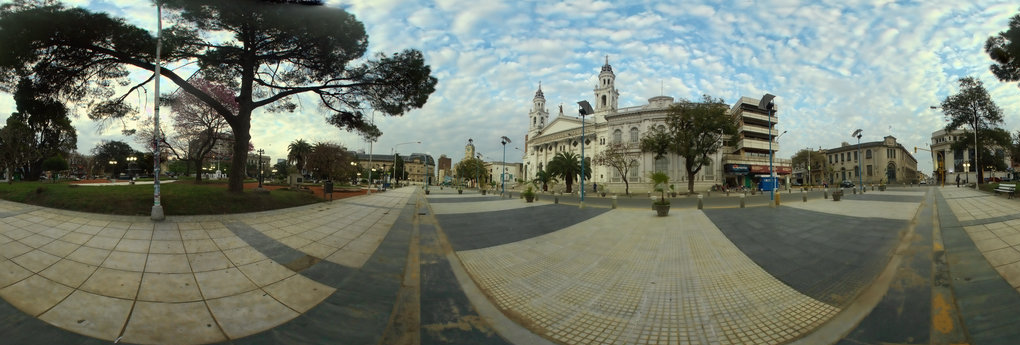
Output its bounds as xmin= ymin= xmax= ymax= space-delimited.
xmin=521 ymin=58 xmax=791 ymax=194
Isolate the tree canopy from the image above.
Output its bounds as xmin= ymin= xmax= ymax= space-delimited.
xmin=0 ymin=77 xmax=77 ymax=180
xmin=591 ymin=143 xmax=637 ymax=195
xmin=640 ymin=95 xmax=734 ymax=193
xmin=0 ymin=0 xmax=437 ymax=192
xmin=546 ymin=151 xmax=591 ymax=194
xmin=939 ymin=77 xmax=1004 ymax=184
xmin=986 ymin=11 xmax=1020 ymax=87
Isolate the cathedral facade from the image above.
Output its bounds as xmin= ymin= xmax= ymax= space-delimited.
xmin=521 ymin=58 xmax=791 ymax=194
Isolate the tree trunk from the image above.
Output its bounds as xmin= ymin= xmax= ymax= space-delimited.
xmin=193 ymin=158 xmax=204 ymax=183
xmin=227 ymin=123 xmax=251 ymax=193
xmin=623 ymin=177 xmax=630 ymax=195
xmin=688 ymin=171 xmax=696 ymax=193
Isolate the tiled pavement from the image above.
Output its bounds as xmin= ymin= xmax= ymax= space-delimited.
xmin=1 ymin=184 xmax=1020 ymax=344
xmin=0 ymin=187 xmax=415 ymax=344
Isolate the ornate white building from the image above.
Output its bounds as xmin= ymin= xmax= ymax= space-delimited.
xmin=522 ymin=58 xmax=791 ymax=193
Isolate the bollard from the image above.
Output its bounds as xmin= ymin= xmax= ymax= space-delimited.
xmin=853 ymin=188 xmax=857 ymax=195
xmin=554 ymin=196 xmax=558 ymax=204
xmin=802 ymin=190 xmax=807 ymax=202
xmin=612 ymin=195 xmax=618 ymax=209
xmin=824 ymin=188 xmax=828 ymax=199
xmin=698 ymin=194 xmax=704 ymax=210
xmin=740 ymin=194 xmax=746 ymax=208
xmin=775 ymin=192 xmax=780 ymax=207
xmin=707 ymin=190 xmax=711 ymax=197
xmin=726 ymin=190 xmax=730 ymax=197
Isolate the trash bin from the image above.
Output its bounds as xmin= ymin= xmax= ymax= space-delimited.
xmin=324 ymin=180 xmax=334 ymax=194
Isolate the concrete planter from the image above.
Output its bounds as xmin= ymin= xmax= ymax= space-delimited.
xmin=525 ymin=195 xmax=534 ymax=202
xmin=458 ymin=189 xmax=463 ymax=194
xmin=653 ymin=203 xmax=671 ymax=217
xmin=832 ymin=191 xmax=843 ymax=201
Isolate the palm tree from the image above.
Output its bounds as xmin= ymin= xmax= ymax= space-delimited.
xmin=287 ymin=139 xmax=312 ymax=174
xmin=546 ymin=151 xmax=591 ymax=193
xmin=532 ymin=168 xmax=558 ymax=191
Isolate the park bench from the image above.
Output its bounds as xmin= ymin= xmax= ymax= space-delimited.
xmin=994 ymin=183 xmax=1016 ymax=199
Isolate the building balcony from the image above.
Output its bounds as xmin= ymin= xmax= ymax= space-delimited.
xmin=736 ymin=138 xmax=777 ymax=152
xmin=739 ymin=125 xmax=778 ymax=137
xmin=739 ymin=112 xmax=774 ymax=125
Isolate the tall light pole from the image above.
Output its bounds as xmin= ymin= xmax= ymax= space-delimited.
xmin=150 ymin=2 xmax=165 ymax=220
xmin=476 ymin=153 xmax=482 ymax=191
xmin=852 ymin=129 xmax=863 ymax=192
xmin=758 ymin=94 xmax=776 ymax=201
xmin=257 ymin=148 xmax=266 ymax=189
xmin=367 ymin=111 xmax=375 ymax=194
xmin=391 ymin=141 xmax=420 ymax=186
xmin=578 ymin=100 xmax=595 ymax=204
xmin=805 ymin=147 xmax=812 ymax=187
xmin=500 ymin=136 xmax=511 ymax=195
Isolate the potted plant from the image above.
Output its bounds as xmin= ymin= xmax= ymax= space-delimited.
xmin=522 ymin=186 xmax=536 ymax=202
xmin=600 ymin=187 xmax=608 ymax=198
xmin=832 ymin=189 xmax=843 ymax=201
xmin=650 ymin=172 xmax=670 ymax=216
xmin=879 ymin=178 xmax=886 ymax=191
xmin=669 ymin=184 xmax=677 ymax=197
xmin=457 ymin=185 xmax=463 ymax=194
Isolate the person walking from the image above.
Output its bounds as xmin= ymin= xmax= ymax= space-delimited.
xmin=593 ymin=182 xmax=598 ymax=193
xmin=956 ymin=174 xmax=960 ymax=188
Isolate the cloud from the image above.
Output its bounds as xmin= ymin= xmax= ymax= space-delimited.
xmin=3 ymin=0 xmax=1020 ymax=174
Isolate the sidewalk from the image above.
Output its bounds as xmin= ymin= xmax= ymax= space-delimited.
xmin=0 ymin=187 xmax=416 ymax=344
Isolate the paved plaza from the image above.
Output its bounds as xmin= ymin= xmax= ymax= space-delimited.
xmin=0 ymin=184 xmax=1019 ymax=344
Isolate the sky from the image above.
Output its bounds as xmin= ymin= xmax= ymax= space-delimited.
xmin=2 ymin=0 xmax=1020 ymax=176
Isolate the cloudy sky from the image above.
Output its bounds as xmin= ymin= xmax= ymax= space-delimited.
xmin=2 ymin=0 xmax=1020 ymax=175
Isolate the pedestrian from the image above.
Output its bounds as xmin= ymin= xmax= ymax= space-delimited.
xmin=956 ymin=174 xmax=960 ymax=188
xmin=593 ymin=182 xmax=597 ymax=192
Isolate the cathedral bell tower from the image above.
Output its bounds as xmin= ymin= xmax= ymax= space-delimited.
xmin=528 ymin=83 xmax=549 ymax=138
xmin=593 ymin=55 xmax=619 ymax=114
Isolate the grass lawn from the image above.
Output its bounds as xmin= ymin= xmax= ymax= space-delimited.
xmin=0 ymin=181 xmax=323 ymax=216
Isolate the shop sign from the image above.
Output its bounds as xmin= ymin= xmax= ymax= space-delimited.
xmin=725 ymin=164 xmax=750 ymax=174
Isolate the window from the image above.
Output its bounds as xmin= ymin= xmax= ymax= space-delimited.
xmin=602 ymin=95 xmax=607 ymax=107
xmin=613 ymin=129 xmax=623 ymax=144
xmin=704 ymin=161 xmax=713 ymax=179
xmin=866 ymin=149 xmax=872 ymax=159
xmin=630 ymin=127 xmax=639 ymax=143
xmin=867 ymin=165 xmax=873 ymax=176
xmin=629 ymin=160 xmax=640 ymax=180
xmin=854 ymin=152 xmax=858 ymax=161
xmin=612 ymin=167 xmax=621 ymax=182
xmin=654 ymin=156 xmax=668 ymax=173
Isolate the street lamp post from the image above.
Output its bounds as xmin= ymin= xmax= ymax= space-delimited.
xmin=852 ymin=129 xmax=863 ymax=192
xmin=758 ymin=94 xmax=777 ymax=202
xmin=476 ymin=153 xmax=482 ymax=191
xmin=150 ymin=2 xmax=165 ymax=220
xmin=578 ymin=101 xmax=595 ymax=204
xmin=109 ymin=160 xmax=117 ymax=179
xmin=126 ymin=156 xmax=137 ymax=180
xmin=256 ymin=148 xmax=265 ymax=189
xmin=391 ymin=141 xmax=420 ymax=187
xmin=500 ymin=136 xmax=511 ymax=195
xmin=963 ymin=161 xmax=971 ymax=184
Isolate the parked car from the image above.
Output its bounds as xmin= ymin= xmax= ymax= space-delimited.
xmin=839 ymin=180 xmax=855 ymax=188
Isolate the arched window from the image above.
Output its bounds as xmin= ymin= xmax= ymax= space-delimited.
xmin=602 ymin=95 xmax=607 ymax=107
xmin=704 ymin=161 xmax=713 ymax=179
xmin=630 ymin=127 xmax=639 ymax=142
xmin=654 ymin=156 xmax=668 ymax=173
xmin=865 ymin=149 xmax=872 ymax=159
xmin=613 ymin=129 xmax=623 ymax=144
xmin=629 ymin=160 xmax=640 ymax=180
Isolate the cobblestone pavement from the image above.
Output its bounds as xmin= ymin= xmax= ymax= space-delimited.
xmin=0 ymin=187 xmax=415 ymax=344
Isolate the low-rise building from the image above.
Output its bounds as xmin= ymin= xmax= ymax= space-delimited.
xmin=930 ymin=128 xmax=1015 ymax=184
xmin=822 ymin=135 xmax=917 ymax=185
